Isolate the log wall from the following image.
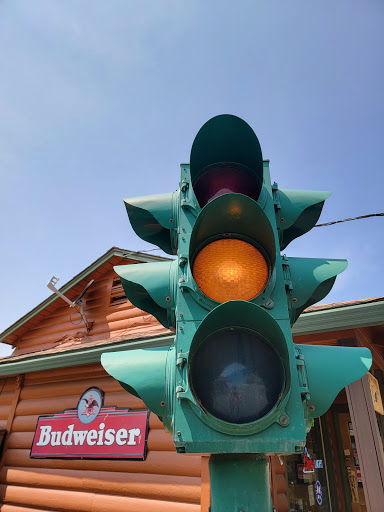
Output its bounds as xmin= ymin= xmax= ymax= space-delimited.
xmin=0 ymin=364 xmax=202 ymax=512
xmin=13 ymin=260 xmax=168 ymax=357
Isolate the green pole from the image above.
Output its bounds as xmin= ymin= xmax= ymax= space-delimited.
xmin=209 ymin=454 xmax=272 ymax=512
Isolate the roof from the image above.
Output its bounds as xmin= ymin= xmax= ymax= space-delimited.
xmin=304 ymin=296 xmax=384 ymax=312
xmin=0 ymin=247 xmax=172 ymax=346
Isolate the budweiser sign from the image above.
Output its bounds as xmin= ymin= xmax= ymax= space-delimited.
xmin=30 ymin=387 xmax=149 ymax=460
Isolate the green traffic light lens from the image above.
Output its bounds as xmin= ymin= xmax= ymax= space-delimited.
xmin=189 ymin=327 xmax=284 ymax=424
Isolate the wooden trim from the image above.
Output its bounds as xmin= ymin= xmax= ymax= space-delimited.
xmin=292 ymin=300 xmax=384 ymax=336
xmin=0 ymin=334 xmax=174 ymax=376
xmin=200 ymin=456 xmax=210 ymax=512
xmin=346 ymin=374 xmax=384 ymax=511
xmin=355 ymin=328 xmax=384 ymax=370
xmin=0 ymin=374 xmax=24 ymax=469
xmin=331 ymin=404 xmax=352 ymax=511
xmin=269 ymin=456 xmax=279 ymax=510
xmin=322 ymin=411 xmax=345 ymax=512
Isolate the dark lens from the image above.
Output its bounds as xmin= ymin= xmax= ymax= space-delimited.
xmin=189 ymin=328 xmax=284 ymax=424
xmin=193 ymin=166 xmax=262 ymax=207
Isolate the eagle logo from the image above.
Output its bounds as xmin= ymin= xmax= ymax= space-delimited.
xmin=77 ymin=387 xmax=104 ymax=424
xmin=81 ymin=394 xmax=99 ymax=418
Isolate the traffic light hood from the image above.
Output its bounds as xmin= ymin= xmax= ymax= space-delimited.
xmin=189 ymin=193 xmax=276 ymax=272
xmin=288 ymin=257 xmax=348 ymax=324
xmin=298 ymin=344 xmax=372 ymax=418
xmin=278 ymin=189 xmax=331 ymax=250
xmin=101 ymin=346 xmax=175 ymax=433
xmin=190 ymin=115 xmax=264 ymax=207
xmin=124 ymin=192 xmax=179 ymax=255
xmin=114 ymin=260 xmax=177 ymax=330
xmin=187 ymin=301 xmax=291 ymax=435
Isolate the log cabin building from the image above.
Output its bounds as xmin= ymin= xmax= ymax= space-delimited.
xmin=0 ymin=247 xmax=383 ymax=512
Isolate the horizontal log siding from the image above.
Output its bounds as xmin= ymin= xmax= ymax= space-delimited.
xmin=0 ymin=364 xmax=201 ymax=512
xmin=14 ymin=267 xmax=165 ymax=355
xmin=0 ymin=378 xmax=17 ymax=429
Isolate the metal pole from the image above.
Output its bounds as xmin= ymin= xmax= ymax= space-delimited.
xmin=209 ymin=454 xmax=272 ymax=512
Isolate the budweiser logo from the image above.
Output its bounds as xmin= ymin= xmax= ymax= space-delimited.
xmin=30 ymin=387 xmax=149 ymax=460
xmin=35 ymin=422 xmax=142 ymax=447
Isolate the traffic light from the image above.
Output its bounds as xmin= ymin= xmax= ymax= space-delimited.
xmin=101 ymin=115 xmax=371 ymax=457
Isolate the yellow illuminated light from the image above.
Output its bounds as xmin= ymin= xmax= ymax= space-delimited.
xmin=193 ymin=239 xmax=269 ymax=302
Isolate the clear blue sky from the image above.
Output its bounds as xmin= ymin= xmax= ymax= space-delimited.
xmin=1 ymin=1 xmax=383 ymax=356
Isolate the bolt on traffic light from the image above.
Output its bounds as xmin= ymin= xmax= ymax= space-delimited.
xmin=102 ymin=115 xmax=371 ymax=456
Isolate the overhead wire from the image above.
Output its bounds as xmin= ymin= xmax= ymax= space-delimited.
xmin=315 ymin=212 xmax=384 ymax=227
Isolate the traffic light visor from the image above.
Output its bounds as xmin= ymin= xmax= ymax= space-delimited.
xmin=190 ymin=115 xmax=264 ymax=207
xmin=193 ymin=239 xmax=269 ymax=302
xmin=124 ymin=192 xmax=178 ymax=255
xmin=298 ymin=344 xmax=372 ymax=418
xmin=190 ymin=194 xmax=275 ymax=302
xmin=190 ymin=326 xmax=284 ymax=424
xmin=188 ymin=301 xmax=289 ymax=431
xmin=101 ymin=346 xmax=175 ymax=433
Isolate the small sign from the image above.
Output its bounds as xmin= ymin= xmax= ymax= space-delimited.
xmin=315 ymin=480 xmax=323 ymax=506
xmin=367 ymin=373 xmax=384 ymax=415
xmin=297 ymin=463 xmax=304 ymax=480
xmin=303 ymin=448 xmax=315 ymax=473
xmin=30 ymin=387 xmax=149 ymax=460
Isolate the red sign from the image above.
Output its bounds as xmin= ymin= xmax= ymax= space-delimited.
xmin=303 ymin=448 xmax=315 ymax=473
xmin=30 ymin=387 xmax=149 ymax=460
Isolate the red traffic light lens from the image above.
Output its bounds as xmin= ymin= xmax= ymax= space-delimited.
xmin=192 ymin=238 xmax=269 ymax=302
xmin=193 ymin=165 xmax=262 ymax=207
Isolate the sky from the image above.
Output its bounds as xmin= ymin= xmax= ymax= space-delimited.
xmin=0 ymin=1 xmax=383 ymax=356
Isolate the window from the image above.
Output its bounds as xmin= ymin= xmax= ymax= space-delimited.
xmin=109 ymin=277 xmax=128 ymax=306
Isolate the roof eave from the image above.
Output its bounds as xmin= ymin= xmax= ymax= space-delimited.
xmin=0 ymin=332 xmax=175 ymax=377
xmin=293 ymin=299 xmax=384 ymax=336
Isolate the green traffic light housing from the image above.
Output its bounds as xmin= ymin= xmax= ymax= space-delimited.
xmin=187 ymin=301 xmax=290 ymax=433
xmin=124 ymin=192 xmax=179 ymax=255
xmin=102 ymin=113 xmax=372 ymax=463
xmin=114 ymin=260 xmax=177 ymax=330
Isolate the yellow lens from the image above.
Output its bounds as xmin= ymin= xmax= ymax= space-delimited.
xmin=193 ymin=239 xmax=269 ymax=302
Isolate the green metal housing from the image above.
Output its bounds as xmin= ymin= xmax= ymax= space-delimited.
xmin=124 ymin=192 xmax=179 ymax=255
xmin=114 ymin=260 xmax=177 ymax=330
xmin=101 ymin=347 xmax=175 ymax=433
xmin=190 ymin=114 xmax=263 ymax=190
xmin=278 ymin=189 xmax=331 ymax=250
xmin=186 ymin=301 xmax=291 ymax=436
xmin=101 ymin=114 xmax=372 ymax=460
xmin=298 ymin=344 xmax=372 ymax=418
xmin=288 ymin=257 xmax=348 ymax=324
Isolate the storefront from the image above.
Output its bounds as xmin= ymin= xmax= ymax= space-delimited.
xmin=0 ymin=248 xmax=383 ymax=512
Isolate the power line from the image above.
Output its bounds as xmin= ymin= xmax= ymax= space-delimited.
xmin=316 ymin=212 xmax=384 ymax=227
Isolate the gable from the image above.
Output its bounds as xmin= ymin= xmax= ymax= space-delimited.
xmin=1 ymin=248 xmax=172 ymax=356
